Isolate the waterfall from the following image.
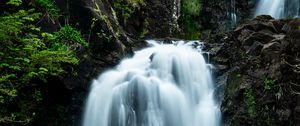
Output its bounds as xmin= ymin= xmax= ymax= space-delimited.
xmin=255 ymin=0 xmax=300 ymax=19
xmin=284 ymin=0 xmax=300 ymax=18
xmin=82 ymin=40 xmax=221 ymax=126
xmin=227 ymin=0 xmax=237 ymax=28
xmin=255 ymin=0 xmax=285 ymax=19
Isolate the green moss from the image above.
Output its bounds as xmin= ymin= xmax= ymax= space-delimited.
xmin=263 ymin=78 xmax=276 ymax=90
xmin=226 ymin=72 xmax=243 ymax=99
xmin=140 ymin=18 xmax=149 ymax=38
xmin=96 ymin=29 xmax=113 ymax=41
xmin=244 ymin=88 xmax=257 ymax=118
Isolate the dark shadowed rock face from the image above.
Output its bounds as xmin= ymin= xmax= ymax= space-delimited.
xmin=208 ymin=16 xmax=300 ymax=125
xmin=200 ymin=0 xmax=258 ymax=33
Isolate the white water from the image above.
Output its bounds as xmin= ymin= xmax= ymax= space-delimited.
xmin=82 ymin=40 xmax=221 ymax=126
xmin=228 ymin=0 xmax=237 ymax=28
xmin=255 ymin=0 xmax=285 ymax=19
xmin=255 ymin=0 xmax=300 ymax=19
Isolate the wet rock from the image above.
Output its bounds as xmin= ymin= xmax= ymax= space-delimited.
xmin=253 ymin=15 xmax=274 ymax=22
xmin=237 ymin=29 xmax=255 ymax=42
xmin=285 ymin=29 xmax=300 ymax=53
xmin=271 ymin=19 xmax=286 ymax=33
xmin=243 ymin=32 xmax=275 ymax=46
xmin=295 ymin=106 xmax=300 ymax=124
xmin=212 ymin=17 xmax=300 ymax=125
xmin=261 ymin=42 xmax=282 ymax=63
xmin=276 ymin=109 xmax=292 ymax=121
xmin=246 ymin=41 xmax=263 ymax=56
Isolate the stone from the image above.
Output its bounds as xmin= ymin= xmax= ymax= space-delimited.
xmin=285 ymin=29 xmax=300 ymax=53
xmin=246 ymin=41 xmax=263 ymax=56
xmin=253 ymin=15 xmax=274 ymax=22
xmin=243 ymin=32 xmax=275 ymax=46
xmin=237 ymin=29 xmax=255 ymax=42
xmin=218 ymin=17 xmax=300 ymax=125
xmin=261 ymin=42 xmax=282 ymax=63
xmin=295 ymin=106 xmax=300 ymax=124
xmin=276 ymin=109 xmax=292 ymax=121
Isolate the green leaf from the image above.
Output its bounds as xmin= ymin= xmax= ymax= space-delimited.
xmin=39 ymin=67 xmax=48 ymax=72
xmin=23 ymin=58 xmax=30 ymax=63
xmin=6 ymin=0 xmax=22 ymax=6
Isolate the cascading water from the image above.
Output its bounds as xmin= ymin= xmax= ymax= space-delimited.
xmin=255 ymin=0 xmax=285 ymax=19
xmin=82 ymin=40 xmax=221 ymax=126
xmin=255 ymin=0 xmax=300 ymax=19
xmin=284 ymin=0 xmax=300 ymax=18
xmin=227 ymin=0 xmax=237 ymax=28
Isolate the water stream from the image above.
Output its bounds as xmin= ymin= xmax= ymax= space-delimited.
xmin=255 ymin=0 xmax=300 ymax=19
xmin=227 ymin=0 xmax=237 ymax=28
xmin=82 ymin=40 xmax=221 ymax=126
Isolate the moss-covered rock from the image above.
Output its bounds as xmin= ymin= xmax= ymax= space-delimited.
xmin=209 ymin=16 xmax=300 ymax=125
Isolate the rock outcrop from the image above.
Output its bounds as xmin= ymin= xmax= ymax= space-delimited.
xmin=209 ymin=16 xmax=300 ymax=125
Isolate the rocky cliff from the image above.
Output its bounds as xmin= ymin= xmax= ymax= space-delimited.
xmin=209 ymin=15 xmax=300 ymax=125
xmin=29 ymin=0 xmax=300 ymax=125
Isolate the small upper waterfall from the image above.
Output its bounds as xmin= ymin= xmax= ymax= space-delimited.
xmin=82 ymin=40 xmax=221 ymax=126
xmin=255 ymin=0 xmax=285 ymax=19
xmin=227 ymin=0 xmax=237 ymax=28
xmin=255 ymin=0 xmax=300 ymax=19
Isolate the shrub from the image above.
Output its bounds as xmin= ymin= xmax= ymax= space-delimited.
xmin=53 ymin=25 xmax=88 ymax=49
xmin=113 ymin=0 xmax=145 ymax=21
xmin=35 ymin=0 xmax=60 ymax=18
xmin=180 ymin=0 xmax=202 ymax=39
xmin=182 ymin=0 xmax=202 ymax=16
xmin=0 ymin=3 xmax=84 ymax=124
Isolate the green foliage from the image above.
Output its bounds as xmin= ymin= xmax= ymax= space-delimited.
xmin=53 ymin=25 xmax=88 ymax=48
xmin=113 ymin=0 xmax=145 ymax=21
xmin=97 ymin=29 xmax=113 ymax=41
xmin=140 ymin=18 xmax=149 ymax=38
xmin=260 ymin=105 xmax=269 ymax=113
xmin=263 ymin=78 xmax=276 ymax=90
xmin=126 ymin=0 xmax=145 ymax=8
xmin=0 ymin=5 xmax=83 ymax=124
xmin=6 ymin=0 xmax=22 ymax=6
xmin=114 ymin=0 xmax=133 ymax=20
xmin=182 ymin=0 xmax=202 ymax=16
xmin=243 ymin=88 xmax=257 ymax=118
xmin=183 ymin=15 xmax=201 ymax=39
xmin=35 ymin=0 xmax=60 ymax=18
xmin=180 ymin=0 xmax=202 ymax=39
